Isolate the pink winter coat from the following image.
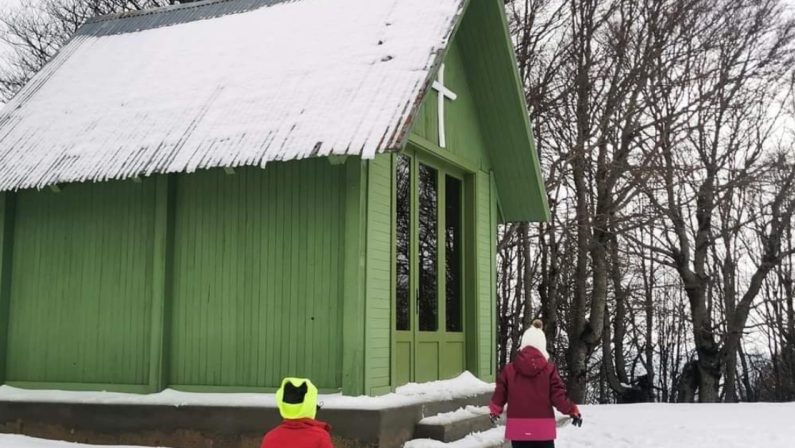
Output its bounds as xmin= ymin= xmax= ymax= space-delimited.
xmin=489 ymin=346 xmax=576 ymax=441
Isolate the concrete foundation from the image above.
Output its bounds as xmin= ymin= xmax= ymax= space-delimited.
xmin=0 ymin=392 xmax=490 ymax=448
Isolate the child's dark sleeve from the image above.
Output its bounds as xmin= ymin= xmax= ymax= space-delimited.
xmin=489 ymin=368 xmax=508 ymax=415
xmin=549 ymin=364 xmax=576 ymax=415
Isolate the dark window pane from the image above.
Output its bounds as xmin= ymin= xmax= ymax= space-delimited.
xmin=395 ymin=155 xmax=411 ymax=331
xmin=418 ymin=164 xmax=438 ymax=332
xmin=445 ymin=176 xmax=463 ymax=332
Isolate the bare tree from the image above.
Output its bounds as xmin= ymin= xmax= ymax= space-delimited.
xmin=1 ymin=0 xmax=177 ymax=101
xmin=502 ymin=0 xmax=795 ymax=404
xmin=639 ymin=0 xmax=795 ymax=401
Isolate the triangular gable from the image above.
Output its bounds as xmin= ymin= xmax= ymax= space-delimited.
xmin=409 ymin=0 xmax=549 ymax=222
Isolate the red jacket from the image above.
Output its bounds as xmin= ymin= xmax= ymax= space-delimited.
xmin=490 ymin=346 xmax=576 ymax=441
xmin=260 ymin=418 xmax=333 ymax=448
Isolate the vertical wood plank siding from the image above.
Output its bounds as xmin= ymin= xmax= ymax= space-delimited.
xmin=489 ymin=173 xmax=498 ymax=378
xmin=168 ymin=161 xmax=344 ymax=389
xmin=476 ymin=170 xmax=494 ymax=380
xmin=6 ymin=180 xmax=156 ymax=386
xmin=0 ymin=193 xmax=16 ymax=383
xmin=149 ymin=176 xmax=177 ymax=392
xmin=341 ymin=159 xmax=366 ymax=395
xmin=364 ymin=155 xmax=393 ymax=394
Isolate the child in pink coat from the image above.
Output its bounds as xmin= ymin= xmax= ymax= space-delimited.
xmin=490 ymin=320 xmax=581 ymax=448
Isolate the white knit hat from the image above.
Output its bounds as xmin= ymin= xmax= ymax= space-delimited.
xmin=520 ymin=319 xmax=550 ymax=360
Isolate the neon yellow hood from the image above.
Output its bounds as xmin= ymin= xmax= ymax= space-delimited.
xmin=276 ymin=377 xmax=318 ymax=420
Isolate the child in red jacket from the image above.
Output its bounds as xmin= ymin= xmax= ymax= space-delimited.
xmin=490 ymin=320 xmax=581 ymax=448
xmin=261 ymin=377 xmax=333 ymax=448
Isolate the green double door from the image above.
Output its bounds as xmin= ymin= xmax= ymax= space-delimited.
xmin=394 ymin=149 xmax=467 ymax=385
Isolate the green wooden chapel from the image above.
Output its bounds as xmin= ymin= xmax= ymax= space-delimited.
xmin=0 ymin=0 xmax=547 ymax=396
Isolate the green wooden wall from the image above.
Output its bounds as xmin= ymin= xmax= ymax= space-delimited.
xmin=168 ymin=162 xmax=344 ymax=390
xmin=4 ymin=180 xmax=156 ymax=389
xmin=0 ymin=160 xmax=349 ymax=393
xmin=0 ymin=193 xmax=17 ymax=385
xmin=477 ymin=171 xmax=496 ymax=379
xmin=363 ymin=155 xmax=393 ymax=395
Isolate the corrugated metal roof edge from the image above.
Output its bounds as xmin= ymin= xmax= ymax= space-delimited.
xmin=78 ymin=0 xmax=295 ymax=37
xmin=85 ymin=0 xmax=265 ymax=25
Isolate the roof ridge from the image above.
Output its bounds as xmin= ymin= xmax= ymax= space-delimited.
xmin=85 ymin=0 xmax=246 ymax=25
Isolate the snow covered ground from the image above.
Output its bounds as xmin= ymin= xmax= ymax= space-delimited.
xmin=406 ymin=402 xmax=795 ymax=448
xmin=0 ymin=434 xmax=160 ymax=448
xmin=0 ymin=372 xmax=492 ymax=410
xmin=3 ymin=402 xmax=794 ymax=447
xmin=0 ymin=385 xmax=793 ymax=447
xmin=418 ymin=405 xmax=490 ymax=425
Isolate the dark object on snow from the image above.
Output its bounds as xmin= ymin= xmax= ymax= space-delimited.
xmin=619 ymin=374 xmax=655 ymax=403
xmin=572 ymin=416 xmax=583 ymax=427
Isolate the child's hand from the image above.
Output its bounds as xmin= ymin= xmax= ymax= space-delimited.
xmin=489 ymin=413 xmax=500 ymax=425
xmin=569 ymin=404 xmax=583 ymax=428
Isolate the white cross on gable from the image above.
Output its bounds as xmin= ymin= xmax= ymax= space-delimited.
xmin=432 ymin=63 xmax=457 ymax=148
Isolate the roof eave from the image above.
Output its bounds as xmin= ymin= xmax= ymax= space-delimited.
xmin=455 ymin=0 xmax=549 ymax=223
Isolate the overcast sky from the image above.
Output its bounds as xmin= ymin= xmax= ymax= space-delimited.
xmin=0 ymin=0 xmax=23 ymax=59
xmin=1 ymin=0 xmax=795 ymax=70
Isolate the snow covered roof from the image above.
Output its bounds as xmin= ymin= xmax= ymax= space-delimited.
xmin=0 ymin=0 xmax=465 ymax=191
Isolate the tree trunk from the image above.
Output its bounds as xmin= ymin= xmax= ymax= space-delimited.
xmin=567 ymin=342 xmax=589 ymax=403
xmin=724 ymin=336 xmax=740 ymax=403
xmin=642 ymin=234 xmax=656 ymax=402
xmin=602 ymin=307 xmax=631 ymax=399
xmin=722 ymin=248 xmax=739 ymax=403
xmin=676 ymin=360 xmax=699 ymax=403
xmin=609 ymin=233 xmax=631 ymax=386
xmin=521 ymin=224 xmax=533 ymax=328
xmin=679 ymin=268 xmax=721 ymax=402
xmin=498 ymin=249 xmax=512 ymax=369
xmin=738 ymin=342 xmax=754 ymax=402
xmin=538 ymin=221 xmax=560 ymax=356
xmin=567 ymin=152 xmax=592 ymax=403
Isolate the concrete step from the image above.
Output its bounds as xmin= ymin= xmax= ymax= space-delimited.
xmin=404 ymin=423 xmax=507 ymax=447
xmin=411 ymin=406 xmax=502 ymax=444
